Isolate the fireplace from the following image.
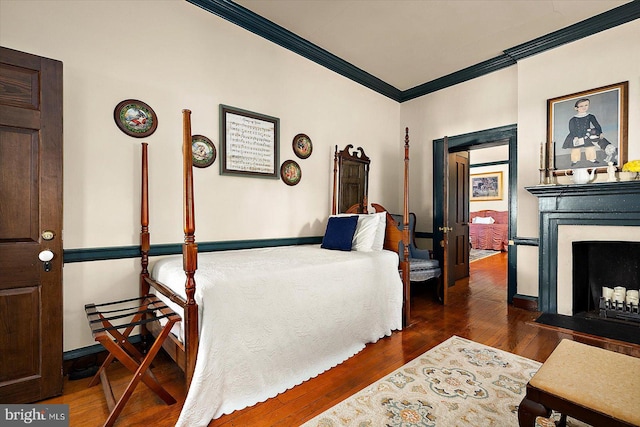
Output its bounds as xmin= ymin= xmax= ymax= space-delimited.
xmin=572 ymin=241 xmax=640 ymax=324
xmin=527 ymin=181 xmax=640 ymax=314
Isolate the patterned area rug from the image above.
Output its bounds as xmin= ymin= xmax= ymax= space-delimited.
xmin=302 ymin=336 xmax=540 ymax=427
xmin=469 ymin=248 xmax=500 ymax=263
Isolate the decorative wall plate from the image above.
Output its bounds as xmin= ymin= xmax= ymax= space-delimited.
xmin=114 ymin=99 xmax=158 ymax=138
xmin=292 ymin=133 xmax=312 ymax=159
xmin=281 ymin=160 xmax=301 ymax=186
xmin=192 ymin=135 xmax=216 ymax=168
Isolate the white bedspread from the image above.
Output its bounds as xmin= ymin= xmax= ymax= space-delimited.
xmin=151 ymin=244 xmax=403 ymax=426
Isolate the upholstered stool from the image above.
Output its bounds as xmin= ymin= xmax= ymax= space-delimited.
xmin=518 ymin=339 xmax=640 ymax=427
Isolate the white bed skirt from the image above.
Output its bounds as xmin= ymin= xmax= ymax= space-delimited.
xmin=151 ymin=245 xmax=403 ymax=426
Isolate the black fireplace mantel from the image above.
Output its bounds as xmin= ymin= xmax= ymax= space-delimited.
xmin=526 ymin=180 xmax=640 ymax=312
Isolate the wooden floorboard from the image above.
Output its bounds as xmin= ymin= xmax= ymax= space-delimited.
xmin=40 ymin=252 xmax=639 ymax=426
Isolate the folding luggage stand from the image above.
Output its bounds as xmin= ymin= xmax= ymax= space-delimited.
xmin=85 ymin=294 xmax=180 ymax=427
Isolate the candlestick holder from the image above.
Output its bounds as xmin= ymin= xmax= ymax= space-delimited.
xmin=546 ymin=167 xmax=557 ymax=185
xmin=538 ymin=168 xmax=547 ymax=185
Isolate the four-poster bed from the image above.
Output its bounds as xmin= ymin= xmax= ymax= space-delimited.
xmin=139 ymin=110 xmax=413 ymax=424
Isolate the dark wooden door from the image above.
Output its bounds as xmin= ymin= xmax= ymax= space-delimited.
xmin=439 ymin=137 xmax=450 ymax=304
xmin=446 ymin=151 xmax=470 ymax=285
xmin=0 ymin=46 xmax=63 ymax=403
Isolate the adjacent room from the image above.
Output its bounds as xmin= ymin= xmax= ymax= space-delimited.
xmin=1 ymin=1 xmax=639 ymax=426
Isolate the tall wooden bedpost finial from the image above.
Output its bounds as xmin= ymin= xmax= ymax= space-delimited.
xmin=182 ymin=109 xmax=196 ymax=300
xmin=332 ymin=145 xmax=338 ymax=215
xmin=402 ymin=127 xmax=411 ymax=327
xmin=403 ymin=127 xmax=410 ymax=239
xmin=182 ymin=109 xmax=199 ymax=386
xmin=140 ymin=142 xmax=150 ymax=297
xmin=139 ymin=142 xmax=151 ymax=350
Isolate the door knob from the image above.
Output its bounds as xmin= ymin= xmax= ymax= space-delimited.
xmin=38 ymin=250 xmax=54 ymax=272
xmin=438 ymin=226 xmax=453 ymax=232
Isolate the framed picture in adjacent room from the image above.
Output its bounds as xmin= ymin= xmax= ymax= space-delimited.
xmin=470 ymin=171 xmax=503 ymax=201
xmin=547 ymin=81 xmax=628 ymax=174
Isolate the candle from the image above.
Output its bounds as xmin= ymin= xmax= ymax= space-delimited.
xmin=540 ymin=142 xmax=545 ymax=170
xmin=549 ymin=141 xmax=555 ymax=170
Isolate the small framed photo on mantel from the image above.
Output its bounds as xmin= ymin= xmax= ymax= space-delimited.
xmin=547 ymin=81 xmax=628 ymax=175
xmin=219 ymin=104 xmax=280 ymax=179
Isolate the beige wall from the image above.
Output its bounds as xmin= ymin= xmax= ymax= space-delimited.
xmin=516 ymin=19 xmax=640 ymax=297
xmin=401 ymin=18 xmax=640 ymax=299
xmin=0 ymin=0 xmax=401 ymax=351
xmin=1 ymin=1 xmax=638 ymax=351
xmin=399 ymin=67 xmax=518 ymax=232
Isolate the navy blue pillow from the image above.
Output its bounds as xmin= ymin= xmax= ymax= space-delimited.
xmin=321 ymin=216 xmax=358 ymax=251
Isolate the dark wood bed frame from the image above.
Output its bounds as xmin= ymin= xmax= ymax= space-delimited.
xmin=140 ymin=110 xmax=411 ymax=386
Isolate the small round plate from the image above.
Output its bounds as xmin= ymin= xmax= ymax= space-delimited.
xmin=293 ymin=133 xmax=312 ymax=159
xmin=114 ymin=99 xmax=158 ymax=138
xmin=281 ymin=160 xmax=301 ymax=186
xmin=192 ymin=135 xmax=216 ymax=168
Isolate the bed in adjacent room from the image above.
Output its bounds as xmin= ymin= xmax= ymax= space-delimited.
xmin=469 ymin=210 xmax=509 ymax=251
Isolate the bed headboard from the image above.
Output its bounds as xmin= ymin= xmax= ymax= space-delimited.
xmin=365 ymin=203 xmax=402 ymax=253
xmin=470 ymin=210 xmax=508 ymax=224
xmin=332 ymin=145 xmax=370 ymax=214
xmin=343 ymin=203 xmax=402 ymax=254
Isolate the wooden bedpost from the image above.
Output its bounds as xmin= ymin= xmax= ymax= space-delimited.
xmin=182 ymin=109 xmax=199 ymax=386
xmin=332 ymin=145 xmax=338 ymax=215
xmin=401 ymin=128 xmax=411 ymax=327
xmin=140 ymin=142 xmax=151 ymax=349
xmin=140 ymin=142 xmax=150 ymax=296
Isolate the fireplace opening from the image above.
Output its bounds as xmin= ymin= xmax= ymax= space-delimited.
xmin=572 ymin=241 xmax=640 ymax=325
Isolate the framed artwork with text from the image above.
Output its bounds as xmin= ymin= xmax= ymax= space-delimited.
xmin=219 ymin=104 xmax=279 ymax=178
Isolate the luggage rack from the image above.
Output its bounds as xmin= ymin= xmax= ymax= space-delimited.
xmin=85 ymin=294 xmax=180 ymax=427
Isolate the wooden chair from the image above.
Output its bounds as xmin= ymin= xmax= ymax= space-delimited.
xmin=85 ymin=295 xmax=180 ymax=427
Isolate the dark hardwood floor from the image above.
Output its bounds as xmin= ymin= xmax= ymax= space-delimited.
xmin=41 ymin=252 xmax=639 ymax=426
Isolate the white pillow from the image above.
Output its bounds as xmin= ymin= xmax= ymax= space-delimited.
xmin=371 ymin=212 xmax=387 ymax=251
xmin=352 ymin=214 xmax=380 ymax=251
xmin=334 ymin=213 xmax=381 ymax=252
xmin=473 ymin=216 xmax=495 ymax=224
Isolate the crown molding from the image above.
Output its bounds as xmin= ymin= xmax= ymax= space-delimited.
xmin=187 ymin=0 xmax=639 ymax=103
xmin=401 ymin=54 xmax=516 ymax=102
xmin=504 ymin=0 xmax=640 ymax=61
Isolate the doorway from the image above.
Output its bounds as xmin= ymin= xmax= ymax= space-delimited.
xmin=433 ymin=124 xmax=517 ymax=304
xmin=469 ymin=145 xmax=510 ymax=256
xmin=468 ymin=145 xmax=509 ymax=291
